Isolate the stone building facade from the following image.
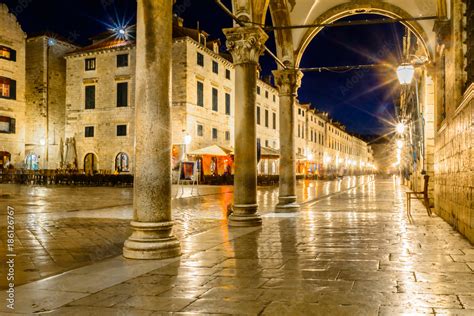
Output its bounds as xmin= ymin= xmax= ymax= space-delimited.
xmin=295 ymin=101 xmax=374 ymax=177
xmin=434 ymin=0 xmax=474 ymax=243
xmin=171 ymin=36 xmax=235 ymax=153
xmin=0 ymin=4 xmax=26 ymax=169
xmin=25 ymin=35 xmax=78 ymax=170
xmin=64 ymin=19 xmax=282 ymax=175
xmin=65 ymin=40 xmax=136 ymax=174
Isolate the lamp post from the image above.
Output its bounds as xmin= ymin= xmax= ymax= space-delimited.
xmin=183 ymin=132 xmax=192 ymax=162
xmin=396 ymin=59 xmax=427 ymax=188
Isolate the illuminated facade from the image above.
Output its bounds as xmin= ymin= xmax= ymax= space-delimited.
xmin=296 ymin=102 xmax=374 ymax=177
xmin=0 ymin=4 xmax=26 ymax=169
xmin=25 ymin=35 xmax=78 ymax=170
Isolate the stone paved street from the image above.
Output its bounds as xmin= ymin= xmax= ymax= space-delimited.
xmin=2 ymin=177 xmax=473 ymax=315
xmin=0 ymin=176 xmax=370 ymax=287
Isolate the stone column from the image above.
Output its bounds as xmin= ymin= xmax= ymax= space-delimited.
xmin=123 ymin=0 xmax=180 ymax=259
xmin=273 ymin=69 xmax=303 ymax=212
xmin=223 ymin=26 xmax=268 ymax=226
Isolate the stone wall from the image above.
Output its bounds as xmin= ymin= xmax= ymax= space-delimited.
xmin=65 ymin=46 xmax=136 ymax=172
xmin=25 ymin=36 xmax=77 ymax=169
xmin=433 ymin=0 xmax=474 ymax=244
xmin=0 ymin=4 xmax=26 ymax=167
xmin=435 ymin=85 xmax=473 ymax=243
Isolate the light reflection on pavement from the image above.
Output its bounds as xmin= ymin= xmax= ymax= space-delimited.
xmin=0 ymin=176 xmax=373 ymax=287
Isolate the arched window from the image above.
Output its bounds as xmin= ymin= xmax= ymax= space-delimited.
xmin=84 ymin=153 xmax=98 ymax=175
xmin=115 ymin=152 xmax=129 ymax=172
xmin=25 ymin=153 xmax=39 ymax=170
xmin=0 ymin=151 xmax=11 ymax=169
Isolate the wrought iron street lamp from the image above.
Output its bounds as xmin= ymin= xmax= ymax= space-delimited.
xmin=396 ymin=63 xmax=415 ymax=85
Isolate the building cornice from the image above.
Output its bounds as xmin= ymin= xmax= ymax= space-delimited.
xmin=173 ymin=36 xmax=234 ymax=68
xmin=65 ymin=44 xmax=134 ymax=59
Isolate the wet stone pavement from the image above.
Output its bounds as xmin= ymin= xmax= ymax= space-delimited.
xmin=1 ymin=177 xmax=473 ymax=315
xmin=0 ymin=177 xmax=369 ymax=287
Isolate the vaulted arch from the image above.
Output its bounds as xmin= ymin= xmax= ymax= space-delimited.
xmin=294 ymin=2 xmax=435 ymax=67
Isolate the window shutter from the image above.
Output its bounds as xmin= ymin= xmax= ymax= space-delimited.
xmin=9 ymin=80 xmax=16 ymax=100
xmin=9 ymin=118 xmax=16 ymax=134
xmin=10 ymin=49 xmax=16 ymax=62
xmin=117 ymin=83 xmax=128 ymax=107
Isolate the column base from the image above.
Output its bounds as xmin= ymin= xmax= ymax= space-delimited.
xmin=275 ymin=196 xmax=300 ymax=213
xmin=229 ymin=204 xmax=262 ymax=227
xmin=123 ymin=221 xmax=181 ymax=260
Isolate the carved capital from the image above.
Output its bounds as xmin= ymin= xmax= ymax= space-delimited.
xmin=223 ymin=27 xmax=268 ymax=65
xmin=272 ymin=69 xmax=303 ymax=97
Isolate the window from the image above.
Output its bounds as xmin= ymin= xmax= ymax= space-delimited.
xmin=116 ymin=125 xmax=127 ymax=136
xmin=225 ymin=131 xmax=230 ymax=141
xmin=0 ymin=77 xmax=15 ymax=99
xmin=197 ymin=81 xmax=204 ymax=106
xmin=212 ymin=128 xmax=218 ymax=140
xmin=0 ymin=116 xmax=15 ymax=134
xmin=298 ymin=108 xmax=301 ymax=115
xmin=197 ymin=124 xmax=203 ymax=136
xmin=272 ymin=112 xmax=276 ymax=129
xmin=439 ymin=54 xmax=447 ymax=125
xmin=265 ymin=140 xmax=269 ymax=147
xmin=212 ymin=88 xmax=218 ymax=112
xmin=256 ymin=106 xmax=261 ymax=125
xmin=85 ymin=126 xmax=94 ymax=138
xmin=273 ymin=95 xmax=276 ymax=102
xmin=117 ymin=82 xmax=128 ymax=107
xmin=117 ymin=54 xmax=128 ymax=67
xmin=85 ymin=86 xmax=95 ymax=109
xmin=115 ymin=152 xmax=129 ymax=172
xmin=265 ymin=91 xmax=269 ymax=99
xmin=265 ymin=109 xmax=269 ymax=127
xmin=0 ymin=46 xmax=16 ymax=61
xmin=225 ymin=69 xmax=231 ymax=80
xmin=197 ymin=52 xmax=204 ymax=66
xmin=257 ymin=86 xmax=261 ymax=95
xmin=225 ymin=93 xmax=231 ymax=115
xmin=298 ymin=124 xmax=300 ymax=138
xmin=212 ymin=61 xmax=219 ymax=74
xmin=85 ymin=58 xmax=96 ymax=71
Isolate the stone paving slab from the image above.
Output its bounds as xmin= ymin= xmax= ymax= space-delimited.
xmin=2 ymin=177 xmax=473 ymax=315
xmin=0 ymin=177 xmax=371 ymax=287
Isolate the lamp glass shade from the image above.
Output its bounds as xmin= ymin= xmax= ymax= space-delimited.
xmin=397 ymin=64 xmax=415 ymax=85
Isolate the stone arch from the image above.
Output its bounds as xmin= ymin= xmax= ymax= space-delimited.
xmin=83 ymin=152 xmax=98 ymax=175
xmin=269 ymin=0 xmax=296 ymax=67
xmin=230 ymin=0 xmax=296 ymax=67
xmin=294 ymin=2 xmax=434 ymax=67
xmin=114 ymin=152 xmax=130 ymax=173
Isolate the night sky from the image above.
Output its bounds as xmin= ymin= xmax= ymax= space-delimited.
xmin=2 ymin=0 xmax=405 ymax=136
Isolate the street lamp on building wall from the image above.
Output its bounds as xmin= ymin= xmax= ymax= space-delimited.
xmin=183 ymin=132 xmax=192 ymax=162
xmin=395 ymin=122 xmax=406 ymax=135
xmin=396 ymin=63 xmax=415 ymax=85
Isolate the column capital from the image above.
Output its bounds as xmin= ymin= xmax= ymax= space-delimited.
xmin=223 ymin=26 xmax=268 ymax=65
xmin=272 ymin=69 xmax=303 ymax=97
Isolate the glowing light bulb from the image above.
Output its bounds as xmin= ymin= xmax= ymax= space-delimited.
xmin=396 ymin=122 xmax=406 ymax=135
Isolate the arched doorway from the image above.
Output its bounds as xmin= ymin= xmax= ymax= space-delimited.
xmin=0 ymin=151 xmax=11 ymax=170
xmin=25 ymin=153 xmax=39 ymax=170
xmin=84 ymin=153 xmax=98 ymax=175
xmin=115 ymin=152 xmax=129 ymax=173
